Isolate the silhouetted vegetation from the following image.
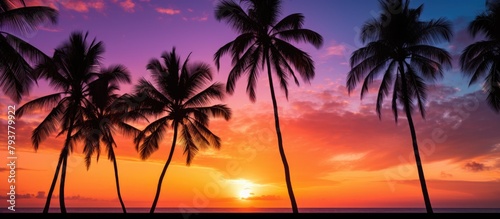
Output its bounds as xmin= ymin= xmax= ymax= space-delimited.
xmin=0 ymin=0 xmax=57 ymax=103
xmin=214 ymin=0 xmax=323 ymax=213
xmin=71 ymin=65 xmax=137 ymax=213
xmin=460 ymin=0 xmax=500 ymax=113
xmin=346 ymin=0 xmax=452 ymax=213
xmin=16 ymin=31 xmax=121 ymax=213
xmin=129 ymin=48 xmax=232 ymax=213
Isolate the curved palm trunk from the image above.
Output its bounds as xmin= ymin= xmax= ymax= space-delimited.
xmin=42 ymin=149 xmax=64 ymax=213
xmin=265 ymin=55 xmax=298 ymax=213
xmin=59 ymin=120 xmax=76 ymax=213
xmin=150 ymin=122 xmax=179 ymax=213
xmin=109 ymin=146 xmax=127 ymax=213
xmin=399 ymin=63 xmax=433 ymax=213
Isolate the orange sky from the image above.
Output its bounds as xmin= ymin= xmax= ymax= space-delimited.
xmin=1 ymin=82 xmax=500 ymax=210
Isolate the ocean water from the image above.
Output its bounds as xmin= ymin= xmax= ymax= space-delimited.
xmin=2 ymin=207 xmax=500 ymax=213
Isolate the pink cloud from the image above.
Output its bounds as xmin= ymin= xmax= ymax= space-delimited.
xmin=119 ymin=0 xmax=135 ymax=13
xmin=58 ymin=0 xmax=105 ymax=13
xmin=325 ymin=43 xmax=347 ymax=57
xmin=156 ymin=7 xmax=181 ymax=15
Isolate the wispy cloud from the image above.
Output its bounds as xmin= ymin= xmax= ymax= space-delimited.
xmin=440 ymin=171 xmax=453 ymax=178
xmin=183 ymin=15 xmax=209 ymax=22
xmin=245 ymin=195 xmax=281 ymax=201
xmin=156 ymin=7 xmax=181 ymax=15
xmin=464 ymin=161 xmax=491 ymax=172
xmin=38 ymin=26 xmax=61 ymax=32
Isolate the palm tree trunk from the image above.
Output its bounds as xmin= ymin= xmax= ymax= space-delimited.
xmin=59 ymin=150 xmax=68 ymax=213
xmin=265 ymin=54 xmax=298 ymax=213
xmin=42 ymin=150 xmax=64 ymax=213
xmin=109 ymin=147 xmax=127 ymax=213
xmin=150 ymin=121 xmax=179 ymax=213
xmin=399 ymin=62 xmax=433 ymax=213
xmin=59 ymin=115 xmax=76 ymax=213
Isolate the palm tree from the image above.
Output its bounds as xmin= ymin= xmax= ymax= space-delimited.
xmin=0 ymin=0 xmax=58 ymax=103
xmin=71 ymin=65 xmax=137 ymax=213
xmin=130 ymin=47 xmax=231 ymax=213
xmin=346 ymin=0 xmax=452 ymax=213
xmin=460 ymin=0 xmax=500 ymax=113
xmin=213 ymin=0 xmax=323 ymax=213
xmin=16 ymin=31 xmax=107 ymax=213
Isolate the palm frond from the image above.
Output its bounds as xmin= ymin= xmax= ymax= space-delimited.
xmin=179 ymin=124 xmax=197 ymax=165
xmin=191 ymin=104 xmax=232 ymax=121
xmin=272 ymin=38 xmax=315 ymax=83
xmin=134 ymin=78 xmax=172 ymax=106
xmin=187 ymin=119 xmax=222 ymax=149
xmin=460 ymin=41 xmax=497 ymax=86
xmin=31 ymin=102 xmax=64 ymax=150
xmin=417 ymin=18 xmax=453 ymax=45
xmin=272 ymin=13 xmax=304 ymax=32
xmin=184 ymin=82 xmax=225 ymax=107
xmin=0 ymin=6 xmax=57 ymax=35
xmin=376 ymin=60 xmax=396 ymax=118
xmin=225 ymin=44 xmax=259 ymax=96
xmin=347 ymin=48 xmax=390 ymax=94
xmin=360 ymin=58 xmax=391 ymax=99
xmin=270 ymin=49 xmax=289 ymax=99
xmin=245 ymin=46 xmax=262 ymax=102
xmin=184 ymin=62 xmax=214 ymax=99
xmin=215 ymin=0 xmax=258 ymax=33
xmin=405 ymin=65 xmax=427 ymax=118
xmin=16 ymin=92 xmax=62 ymax=117
xmin=275 ymin=28 xmax=323 ymax=49
xmin=0 ymin=34 xmax=34 ymax=102
xmin=483 ymin=63 xmax=500 ymax=112
xmin=391 ymin=73 xmax=401 ymax=123
xmin=135 ymin=116 xmax=170 ymax=159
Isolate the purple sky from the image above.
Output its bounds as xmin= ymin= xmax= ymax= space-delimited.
xmin=19 ymin=0 xmax=487 ymax=106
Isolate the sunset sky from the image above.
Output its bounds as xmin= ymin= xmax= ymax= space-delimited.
xmin=1 ymin=0 xmax=500 ymax=212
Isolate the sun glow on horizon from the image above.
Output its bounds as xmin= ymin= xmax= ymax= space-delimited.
xmin=238 ymin=188 xmax=252 ymax=199
xmin=228 ymin=179 xmax=255 ymax=200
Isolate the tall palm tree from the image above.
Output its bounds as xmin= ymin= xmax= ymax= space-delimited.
xmin=460 ymin=0 xmax=500 ymax=113
xmin=213 ymin=0 xmax=323 ymax=213
xmin=71 ymin=65 xmax=137 ymax=213
xmin=131 ymin=47 xmax=231 ymax=213
xmin=0 ymin=0 xmax=58 ymax=103
xmin=346 ymin=0 xmax=452 ymax=213
xmin=16 ymin=31 xmax=106 ymax=213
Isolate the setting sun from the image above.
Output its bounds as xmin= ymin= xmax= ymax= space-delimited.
xmin=239 ymin=188 xmax=252 ymax=199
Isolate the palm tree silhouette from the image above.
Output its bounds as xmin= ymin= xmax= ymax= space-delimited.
xmin=71 ymin=65 xmax=137 ymax=213
xmin=460 ymin=0 xmax=500 ymax=113
xmin=16 ymin=31 xmax=108 ymax=213
xmin=346 ymin=0 xmax=452 ymax=213
xmin=213 ymin=0 xmax=323 ymax=213
xmin=130 ymin=47 xmax=232 ymax=213
xmin=0 ymin=0 xmax=57 ymax=103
